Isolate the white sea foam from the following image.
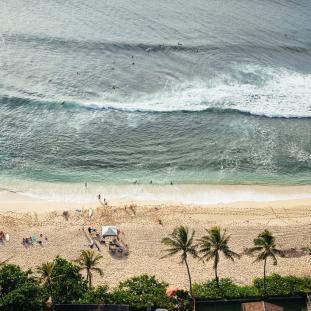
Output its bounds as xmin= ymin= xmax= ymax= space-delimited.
xmin=83 ymin=66 xmax=311 ymax=118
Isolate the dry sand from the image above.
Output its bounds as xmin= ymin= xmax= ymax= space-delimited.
xmin=1 ymin=190 xmax=311 ymax=289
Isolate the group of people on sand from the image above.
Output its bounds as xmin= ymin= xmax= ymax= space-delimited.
xmin=22 ymin=234 xmax=48 ymax=248
xmin=97 ymin=194 xmax=108 ymax=206
xmin=108 ymin=237 xmax=129 ymax=257
xmin=83 ymin=182 xmax=108 ymax=206
xmin=134 ymin=180 xmax=174 ymax=185
xmin=85 ymin=226 xmax=128 ymax=257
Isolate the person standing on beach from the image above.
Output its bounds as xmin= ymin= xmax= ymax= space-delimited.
xmin=88 ymin=208 xmax=93 ymax=221
xmin=98 ymin=194 xmax=101 ymax=201
xmin=85 ymin=182 xmax=88 ymax=188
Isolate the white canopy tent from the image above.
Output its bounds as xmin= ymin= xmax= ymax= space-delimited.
xmin=101 ymin=226 xmax=118 ymax=237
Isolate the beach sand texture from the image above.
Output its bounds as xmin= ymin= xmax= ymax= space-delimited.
xmin=1 ymin=191 xmax=311 ymax=288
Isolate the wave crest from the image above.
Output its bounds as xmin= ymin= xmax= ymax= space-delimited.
xmin=82 ymin=66 xmax=311 ymax=118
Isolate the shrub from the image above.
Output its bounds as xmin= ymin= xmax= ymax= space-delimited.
xmin=80 ymin=285 xmax=112 ymax=304
xmin=111 ymin=274 xmax=172 ymax=308
xmin=235 ymin=285 xmax=258 ymax=297
xmin=0 ymin=264 xmax=42 ymax=311
xmin=193 ymin=274 xmax=311 ymax=300
xmin=48 ymin=257 xmax=88 ymax=304
xmin=193 ymin=278 xmax=251 ymax=299
xmin=253 ymin=274 xmax=311 ymax=296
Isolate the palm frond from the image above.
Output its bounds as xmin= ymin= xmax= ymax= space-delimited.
xmin=161 ymin=226 xmax=197 ymax=261
xmin=92 ymin=267 xmax=104 ymax=276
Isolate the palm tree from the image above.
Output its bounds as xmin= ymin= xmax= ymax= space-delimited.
xmin=161 ymin=226 xmax=197 ymax=296
xmin=76 ymin=249 xmax=103 ymax=288
xmin=198 ymin=226 xmax=240 ymax=289
xmin=249 ymin=230 xmax=284 ymax=295
xmin=37 ymin=262 xmax=55 ymax=301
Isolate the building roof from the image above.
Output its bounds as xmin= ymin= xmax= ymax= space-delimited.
xmin=241 ymin=301 xmax=284 ymax=311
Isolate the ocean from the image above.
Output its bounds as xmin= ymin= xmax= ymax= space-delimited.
xmin=0 ymin=0 xmax=311 ymax=202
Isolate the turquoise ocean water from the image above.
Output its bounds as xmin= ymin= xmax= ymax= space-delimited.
xmin=0 ymin=0 xmax=311 ymax=200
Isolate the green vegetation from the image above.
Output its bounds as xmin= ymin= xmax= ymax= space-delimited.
xmin=0 ymin=264 xmax=42 ymax=311
xmin=80 ymin=285 xmax=111 ymax=304
xmin=42 ymin=256 xmax=88 ymax=304
xmin=193 ymin=274 xmax=311 ymax=299
xmin=193 ymin=278 xmax=257 ymax=299
xmin=1 ymin=260 xmax=310 ymax=311
xmin=111 ymin=274 xmax=171 ymax=308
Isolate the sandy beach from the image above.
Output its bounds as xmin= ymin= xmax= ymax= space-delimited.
xmin=1 ymin=188 xmax=311 ymax=289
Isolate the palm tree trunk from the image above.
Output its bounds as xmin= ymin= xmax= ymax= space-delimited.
xmin=263 ymin=258 xmax=267 ymax=296
xmin=86 ymin=268 xmax=91 ymax=288
xmin=184 ymin=257 xmax=196 ymax=311
xmin=214 ymin=261 xmax=219 ymax=289
xmin=87 ymin=269 xmax=92 ymax=288
xmin=184 ymin=257 xmax=193 ymax=296
xmin=48 ymin=280 xmax=53 ymax=304
xmin=89 ymin=273 xmax=92 ymax=289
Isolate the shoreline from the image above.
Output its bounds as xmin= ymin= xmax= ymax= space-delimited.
xmin=1 ymin=183 xmax=311 ymax=212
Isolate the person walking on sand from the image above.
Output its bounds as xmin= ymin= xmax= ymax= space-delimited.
xmin=88 ymin=208 xmax=93 ymax=221
xmin=85 ymin=182 xmax=88 ymax=189
xmin=98 ymin=194 xmax=101 ymax=201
